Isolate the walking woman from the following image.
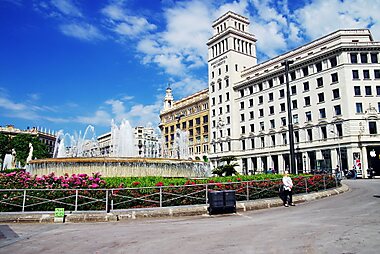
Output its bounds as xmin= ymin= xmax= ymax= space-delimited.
xmin=282 ymin=171 xmax=295 ymax=207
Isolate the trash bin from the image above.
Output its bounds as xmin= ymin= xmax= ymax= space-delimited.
xmin=208 ymin=190 xmax=236 ymax=215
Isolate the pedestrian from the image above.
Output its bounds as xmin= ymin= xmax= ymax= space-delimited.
xmin=282 ymin=170 xmax=295 ymax=207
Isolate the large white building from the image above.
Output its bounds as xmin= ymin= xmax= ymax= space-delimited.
xmin=208 ymin=11 xmax=380 ymax=177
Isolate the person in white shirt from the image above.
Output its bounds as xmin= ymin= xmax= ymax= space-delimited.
xmin=282 ymin=170 xmax=295 ymax=207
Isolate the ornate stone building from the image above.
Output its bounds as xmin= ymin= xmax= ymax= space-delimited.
xmin=208 ymin=11 xmax=380 ymax=177
xmin=159 ymin=87 xmax=209 ymax=161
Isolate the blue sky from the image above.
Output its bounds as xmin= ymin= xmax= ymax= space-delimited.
xmin=1 ymin=0 xmax=380 ymax=136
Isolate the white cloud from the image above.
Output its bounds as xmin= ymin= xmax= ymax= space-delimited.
xmin=101 ymin=3 xmax=156 ymax=38
xmin=75 ymin=110 xmax=112 ymax=126
xmin=60 ymin=23 xmax=104 ymax=41
xmin=170 ymin=76 xmax=207 ymax=98
xmin=294 ymin=0 xmax=380 ymax=40
xmin=51 ymin=0 xmax=82 ymax=17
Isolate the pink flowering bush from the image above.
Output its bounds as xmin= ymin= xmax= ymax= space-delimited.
xmin=0 ymin=170 xmax=106 ymax=189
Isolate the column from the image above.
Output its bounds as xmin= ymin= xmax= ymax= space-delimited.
xmin=361 ymin=146 xmax=368 ymax=178
xmin=331 ymin=148 xmax=339 ymax=173
xmin=278 ymin=155 xmax=285 ymax=174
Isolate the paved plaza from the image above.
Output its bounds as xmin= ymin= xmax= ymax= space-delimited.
xmin=0 ymin=179 xmax=379 ymax=254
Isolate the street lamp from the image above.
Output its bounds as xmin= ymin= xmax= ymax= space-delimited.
xmin=330 ymin=129 xmax=342 ymax=175
xmin=303 ymin=155 xmax=307 ymax=173
xmin=282 ymin=59 xmax=296 ymax=174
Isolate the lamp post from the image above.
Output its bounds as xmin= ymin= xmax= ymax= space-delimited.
xmin=282 ymin=59 xmax=296 ymax=174
xmin=330 ymin=129 xmax=342 ymax=175
xmin=303 ymin=155 xmax=307 ymax=173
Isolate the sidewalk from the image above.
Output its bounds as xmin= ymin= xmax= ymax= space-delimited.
xmin=0 ymin=184 xmax=349 ymax=224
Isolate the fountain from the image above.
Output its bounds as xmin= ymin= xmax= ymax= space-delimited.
xmin=27 ymin=119 xmax=210 ymax=178
xmin=173 ymin=129 xmax=189 ymax=159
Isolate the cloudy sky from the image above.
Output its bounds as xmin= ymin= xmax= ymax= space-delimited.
xmin=1 ymin=0 xmax=379 ymax=136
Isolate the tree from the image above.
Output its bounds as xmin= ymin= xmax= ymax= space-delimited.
xmin=0 ymin=133 xmax=11 ymax=162
xmin=211 ymin=156 xmax=239 ymax=176
xmin=10 ymin=134 xmax=49 ymax=167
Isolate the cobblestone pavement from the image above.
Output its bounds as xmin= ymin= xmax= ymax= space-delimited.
xmin=0 ymin=179 xmax=379 ymax=254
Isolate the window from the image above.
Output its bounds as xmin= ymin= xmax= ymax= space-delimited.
xmin=292 ymin=100 xmax=297 ymax=109
xmin=249 ymin=99 xmax=253 ymax=107
xmin=336 ymin=123 xmax=343 ymax=137
xmin=268 ymin=92 xmax=274 ymax=101
xmin=270 ymin=119 xmax=275 ymax=129
xmin=303 ymin=82 xmax=310 ymax=91
xmin=306 ymin=111 xmax=312 ymax=121
xmin=258 ymin=83 xmax=263 ymax=91
xmin=350 ymin=53 xmax=358 ymax=63
xmin=211 ymin=71 xmax=214 ymax=78
xmin=219 ymin=95 xmax=222 ymax=103
xmin=354 ymin=86 xmax=361 ymax=96
xmin=259 ymin=109 xmax=264 ymax=117
xmin=250 ymin=124 xmax=254 ymax=132
xmin=352 ymin=70 xmax=359 ymax=79
xmin=304 ymin=96 xmax=311 ymax=106
xmin=365 ymin=86 xmax=372 ymax=96
xmin=360 ymin=53 xmax=368 ymax=63
xmin=369 ymin=121 xmax=377 ymax=134
xmin=261 ymin=136 xmax=265 ymax=148
xmin=330 ymin=56 xmax=337 ymax=67
xmin=226 ymin=65 xmax=228 ymax=72
xmin=334 ymin=105 xmax=342 ymax=116
xmin=290 ymin=71 xmax=296 ymax=81
xmin=318 ymin=92 xmax=325 ymax=103
xmin=258 ymin=96 xmax=263 ymax=104
xmin=291 ymin=85 xmax=297 ymax=95
xmin=226 ymin=78 xmax=229 ymax=87
xmin=333 ymin=89 xmax=340 ymax=99
xmin=363 ymin=70 xmax=370 ymax=79
xmin=294 ymin=130 xmax=299 ymax=143
xmin=269 ymin=106 xmax=274 ymax=115
xmin=211 ymin=84 xmax=215 ymax=92
xmin=316 ymin=62 xmax=322 ymax=72
xmin=319 ymin=108 xmax=326 ymax=119
xmin=371 ymin=53 xmax=378 ymax=63
xmin=226 ymin=105 xmax=230 ymax=113
xmin=331 ymin=73 xmax=338 ymax=83
xmin=251 ymin=138 xmax=255 ymax=149
xmin=268 ymin=79 xmax=273 ymax=88
xmin=240 ymin=90 xmax=244 ymax=97
xmin=240 ymin=101 xmax=244 ymax=109
xmin=307 ymin=129 xmax=313 ymax=141
xmin=281 ymin=117 xmax=286 ymax=126
xmin=280 ymin=103 xmax=285 ymax=112
xmin=241 ymin=126 xmax=245 ymax=134
xmin=271 ymin=135 xmax=276 ymax=146
xmin=317 ymin=77 xmax=323 ymax=87
xmin=377 ymin=86 xmax=380 ymax=96
xmin=282 ymin=133 xmax=287 ymax=145
xmin=375 ymin=70 xmax=380 ymax=79
xmin=250 ymin=111 xmax=254 ymax=119
xmin=302 ymin=66 xmax=309 ymax=76
xmin=293 ymin=114 xmax=299 ymax=124
xmin=241 ymin=140 xmax=246 ymax=150
xmin=321 ymin=126 xmax=327 ymax=140
xmin=219 ymin=107 xmax=222 ymax=114
xmin=260 ymin=122 xmax=264 ymax=131
xmin=218 ymin=82 xmax=222 ymax=90
xmin=226 ymin=116 xmax=230 ymax=124
xmin=279 ymin=75 xmax=284 ymax=84
xmin=235 ymin=64 xmax=238 ymax=71
xmin=279 ymin=89 xmax=285 ymax=98
xmin=212 ymin=97 xmax=215 ymax=106
xmin=240 ymin=113 xmax=245 ymax=122
xmin=212 ymin=109 xmax=215 ymax=116
xmin=249 ymin=86 xmax=253 ymax=94
xmin=226 ymin=92 xmax=230 ymax=101
xmin=356 ymin=103 xmax=363 ymax=113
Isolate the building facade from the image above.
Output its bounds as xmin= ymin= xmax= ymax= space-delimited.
xmin=97 ymin=126 xmax=160 ymax=158
xmin=159 ymin=87 xmax=209 ymax=161
xmin=208 ymin=11 xmax=380 ymax=177
xmin=0 ymin=125 xmax=56 ymax=156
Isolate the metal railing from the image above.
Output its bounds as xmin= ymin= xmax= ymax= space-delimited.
xmin=0 ymin=175 xmax=339 ymax=213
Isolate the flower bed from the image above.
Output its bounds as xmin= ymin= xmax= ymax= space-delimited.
xmin=0 ymin=170 xmax=339 ymax=212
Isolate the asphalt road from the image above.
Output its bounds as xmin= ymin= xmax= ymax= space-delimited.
xmin=0 ymin=179 xmax=379 ymax=254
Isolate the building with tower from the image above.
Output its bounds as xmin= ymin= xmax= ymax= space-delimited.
xmin=208 ymin=11 xmax=380 ymax=177
xmin=159 ymin=86 xmax=209 ymax=161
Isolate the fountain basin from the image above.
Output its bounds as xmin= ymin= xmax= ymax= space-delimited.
xmin=27 ymin=157 xmax=210 ymax=178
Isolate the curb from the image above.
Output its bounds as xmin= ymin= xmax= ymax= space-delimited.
xmin=0 ymin=184 xmax=349 ymax=224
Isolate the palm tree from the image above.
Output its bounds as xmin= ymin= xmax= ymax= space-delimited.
xmin=212 ymin=156 xmax=239 ymax=176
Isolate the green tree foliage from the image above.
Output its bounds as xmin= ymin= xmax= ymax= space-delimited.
xmin=10 ymin=134 xmax=50 ymax=166
xmin=0 ymin=133 xmax=11 ymax=162
xmin=212 ymin=156 xmax=239 ymax=176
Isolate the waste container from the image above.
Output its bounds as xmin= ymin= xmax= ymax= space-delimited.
xmin=208 ymin=190 xmax=236 ymax=215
